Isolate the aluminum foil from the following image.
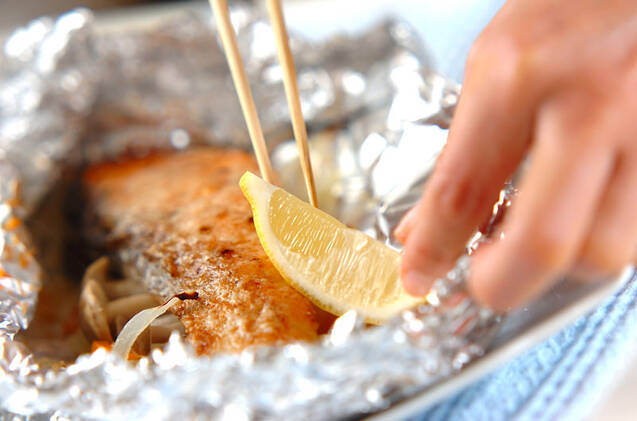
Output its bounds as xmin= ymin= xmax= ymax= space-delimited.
xmin=0 ymin=5 xmax=501 ymax=420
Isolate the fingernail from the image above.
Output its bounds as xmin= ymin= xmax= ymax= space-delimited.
xmin=469 ymin=250 xmax=511 ymax=311
xmin=394 ymin=206 xmax=418 ymax=243
xmin=394 ymin=222 xmax=408 ymax=244
xmin=403 ymin=271 xmax=433 ymax=297
xmin=469 ymin=247 xmax=531 ymax=312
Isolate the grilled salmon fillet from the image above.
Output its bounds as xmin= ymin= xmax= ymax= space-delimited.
xmin=83 ymin=147 xmax=319 ymax=354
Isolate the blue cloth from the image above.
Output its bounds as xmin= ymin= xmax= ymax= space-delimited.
xmin=411 ymin=271 xmax=637 ymax=421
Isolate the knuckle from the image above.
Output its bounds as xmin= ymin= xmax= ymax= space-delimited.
xmin=402 ymin=243 xmax=454 ymax=284
xmin=469 ymin=279 xmax=506 ymax=312
xmin=403 ymin=235 xmax=431 ymax=266
xmin=465 ymin=33 xmax=489 ymax=73
xmin=430 ymin=174 xmax=494 ymax=228
xmin=404 ymin=228 xmax=452 ymax=269
xmin=467 ymin=30 xmax=532 ymax=91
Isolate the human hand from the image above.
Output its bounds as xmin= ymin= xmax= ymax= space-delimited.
xmin=395 ymin=0 xmax=637 ymax=311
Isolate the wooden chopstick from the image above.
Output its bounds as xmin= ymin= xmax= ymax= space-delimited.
xmin=209 ymin=0 xmax=276 ymax=184
xmin=266 ymin=0 xmax=318 ymax=207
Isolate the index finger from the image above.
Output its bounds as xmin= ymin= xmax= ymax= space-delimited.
xmin=399 ymin=43 xmax=535 ymax=295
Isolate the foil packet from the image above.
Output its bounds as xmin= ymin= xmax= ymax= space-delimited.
xmin=0 ymin=5 xmax=502 ymax=420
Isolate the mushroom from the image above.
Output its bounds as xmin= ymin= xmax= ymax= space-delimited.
xmin=114 ymin=314 xmax=150 ymax=355
xmin=149 ymin=325 xmax=177 ymax=344
xmin=149 ymin=314 xmax=185 ymax=343
xmin=151 ymin=313 xmax=181 ymax=326
xmin=80 ymin=257 xmax=188 ymax=355
xmin=113 ymin=314 xmax=127 ymax=336
xmin=79 ymin=279 xmax=112 ymax=342
xmin=82 ymin=257 xmax=146 ymax=299
xmin=132 ymin=326 xmax=150 ymax=355
xmin=103 ymin=280 xmax=147 ymax=300
xmin=150 ymin=325 xmax=185 ymax=343
xmin=79 ymin=278 xmax=161 ymax=342
xmin=107 ymin=293 xmax=162 ymax=322
xmin=82 ymin=256 xmax=109 ymax=287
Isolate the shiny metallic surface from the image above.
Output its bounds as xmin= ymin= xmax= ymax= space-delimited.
xmin=0 ymin=5 xmax=589 ymax=420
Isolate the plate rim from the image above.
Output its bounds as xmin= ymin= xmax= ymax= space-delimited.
xmin=366 ymin=267 xmax=635 ymax=421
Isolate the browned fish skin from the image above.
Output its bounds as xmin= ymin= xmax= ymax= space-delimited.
xmin=83 ymin=148 xmax=319 ymax=354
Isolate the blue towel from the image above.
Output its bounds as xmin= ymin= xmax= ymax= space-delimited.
xmin=411 ymin=271 xmax=637 ymax=421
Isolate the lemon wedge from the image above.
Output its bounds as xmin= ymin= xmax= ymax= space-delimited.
xmin=240 ymin=171 xmax=422 ymax=324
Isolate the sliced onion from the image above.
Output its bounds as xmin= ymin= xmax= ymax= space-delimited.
xmin=112 ymin=296 xmax=180 ymax=359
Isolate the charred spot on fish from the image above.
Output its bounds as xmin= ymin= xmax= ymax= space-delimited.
xmin=175 ymin=291 xmax=199 ymax=300
xmin=199 ymin=225 xmax=212 ymax=233
xmin=247 ymin=216 xmax=254 ymax=224
xmin=220 ymin=248 xmax=235 ymax=257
